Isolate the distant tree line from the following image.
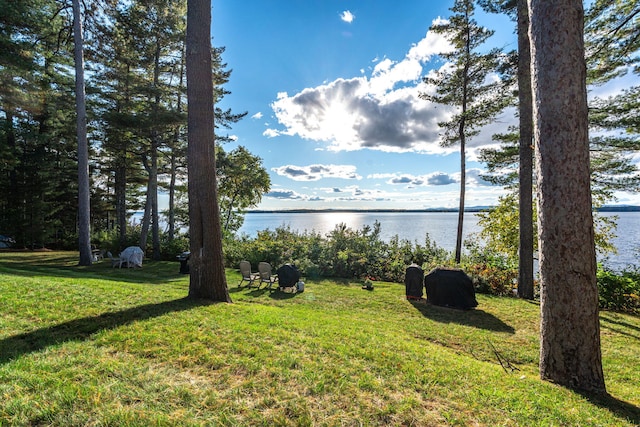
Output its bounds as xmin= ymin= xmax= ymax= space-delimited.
xmin=0 ymin=0 xmax=269 ymax=255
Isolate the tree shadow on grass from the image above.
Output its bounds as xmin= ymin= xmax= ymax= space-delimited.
xmin=579 ymin=390 xmax=640 ymax=426
xmin=229 ymin=285 xmax=297 ymax=300
xmin=600 ymin=313 xmax=640 ymax=337
xmin=0 ymin=297 xmax=209 ymax=365
xmin=0 ymin=252 xmax=186 ymax=285
xmin=230 ymin=284 xmax=272 ymax=298
xmin=409 ymin=301 xmax=515 ymax=333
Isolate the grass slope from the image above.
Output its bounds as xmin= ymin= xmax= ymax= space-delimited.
xmin=0 ymin=251 xmax=638 ymax=426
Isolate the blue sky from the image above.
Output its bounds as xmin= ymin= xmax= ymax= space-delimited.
xmin=211 ymin=0 xmax=639 ymax=210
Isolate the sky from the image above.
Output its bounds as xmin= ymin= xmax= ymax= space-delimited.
xmin=211 ymin=0 xmax=640 ymax=211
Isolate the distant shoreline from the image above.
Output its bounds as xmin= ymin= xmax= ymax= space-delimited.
xmin=247 ymin=206 xmax=640 ymax=214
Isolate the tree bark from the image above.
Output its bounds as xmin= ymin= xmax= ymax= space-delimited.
xmin=115 ymin=161 xmax=127 ymax=249
xmin=517 ymin=0 xmax=534 ymax=299
xmin=186 ymin=0 xmax=230 ymax=302
xmin=72 ymin=0 xmax=92 ymax=266
xmin=529 ymin=0 xmax=606 ymax=393
xmin=455 ymin=132 xmax=466 ymax=264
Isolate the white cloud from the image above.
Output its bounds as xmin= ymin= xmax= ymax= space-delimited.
xmin=251 ymin=112 xmax=263 ymax=119
xmin=265 ymin=20 xmax=468 ymax=155
xmin=340 ymin=10 xmax=355 ymax=23
xmin=263 ymin=128 xmax=280 ymax=138
xmin=367 ymin=169 xmax=500 ymax=188
xmin=465 ymin=168 xmax=497 ymax=187
xmin=368 ymin=172 xmax=457 ymax=186
xmin=272 ymin=164 xmax=362 ymax=181
xmin=264 ymin=189 xmax=308 ymax=200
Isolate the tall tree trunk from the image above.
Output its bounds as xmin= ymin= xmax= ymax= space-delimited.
xmin=150 ymin=143 xmax=160 ymax=259
xmin=139 ymin=164 xmax=151 ymax=250
xmin=455 ymin=132 xmax=466 ymax=264
xmin=168 ymin=151 xmax=177 ymax=240
xmin=72 ymin=0 xmax=92 ymax=266
xmin=167 ymin=47 xmax=186 ymax=241
xmin=115 ymin=161 xmax=127 ymax=249
xmin=150 ymin=39 xmax=162 ymax=260
xmin=517 ymin=0 xmax=534 ymax=299
xmin=4 ymin=107 xmax=22 ymax=248
xmin=186 ymin=0 xmax=230 ymax=302
xmin=529 ymin=0 xmax=606 ymax=393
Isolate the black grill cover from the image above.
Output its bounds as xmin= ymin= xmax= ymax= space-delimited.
xmin=404 ymin=265 xmax=424 ymax=298
xmin=277 ymin=264 xmax=301 ymax=288
xmin=424 ymin=268 xmax=478 ymax=309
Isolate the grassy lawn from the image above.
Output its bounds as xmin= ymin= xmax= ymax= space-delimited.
xmin=0 ymin=251 xmax=638 ymax=426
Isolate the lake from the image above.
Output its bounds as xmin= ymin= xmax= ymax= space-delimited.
xmin=238 ymin=211 xmax=640 ymax=271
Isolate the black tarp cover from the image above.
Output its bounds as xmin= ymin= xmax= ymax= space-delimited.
xmin=276 ymin=264 xmax=301 ymax=288
xmin=424 ymin=268 xmax=478 ymax=309
xmin=404 ymin=264 xmax=424 ymax=298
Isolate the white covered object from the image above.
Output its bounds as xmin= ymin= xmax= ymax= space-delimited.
xmin=119 ymin=246 xmax=144 ymax=268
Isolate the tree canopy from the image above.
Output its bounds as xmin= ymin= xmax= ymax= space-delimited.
xmin=0 ymin=0 xmax=268 ymax=252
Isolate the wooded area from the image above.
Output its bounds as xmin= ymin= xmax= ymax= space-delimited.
xmin=0 ymin=0 xmax=269 ymax=257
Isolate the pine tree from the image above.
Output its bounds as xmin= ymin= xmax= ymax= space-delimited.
xmin=420 ymin=0 xmax=511 ymax=264
xmin=530 ymin=0 xmax=606 ymax=393
xmin=72 ymin=0 xmax=93 ymax=265
xmin=186 ymin=0 xmax=230 ymax=302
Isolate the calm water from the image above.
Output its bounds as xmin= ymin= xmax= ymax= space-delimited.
xmin=238 ymin=211 xmax=640 ymax=271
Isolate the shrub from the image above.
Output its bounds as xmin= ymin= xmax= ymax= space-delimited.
xmin=597 ymin=266 xmax=640 ymax=313
xmin=223 ymin=222 xmax=451 ymax=282
xmin=159 ymin=234 xmax=190 ymax=261
xmin=466 ymin=263 xmax=518 ymax=296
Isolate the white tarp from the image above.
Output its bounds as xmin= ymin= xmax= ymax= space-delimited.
xmin=120 ymin=246 xmax=144 ymax=268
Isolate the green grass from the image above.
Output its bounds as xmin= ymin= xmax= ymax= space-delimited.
xmin=0 ymin=251 xmax=638 ymax=426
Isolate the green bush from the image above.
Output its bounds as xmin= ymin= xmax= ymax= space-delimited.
xmin=159 ymin=234 xmax=190 ymax=261
xmin=224 ymin=222 xmax=451 ymax=282
xmin=597 ymin=266 xmax=640 ymax=313
xmin=90 ymin=228 xmax=190 ymax=261
xmin=466 ymin=263 xmax=518 ymax=296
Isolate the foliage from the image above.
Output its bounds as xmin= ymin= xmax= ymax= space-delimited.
xmin=227 ymin=221 xmax=640 ymax=312
xmin=466 ymin=263 xmax=519 ymax=296
xmin=0 ymin=0 xmax=264 ymax=256
xmin=462 ymin=238 xmax=521 ymax=296
xmin=597 ymin=265 xmax=640 ymax=313
xmin=420 ymin=0 xmax=512 ymax=263
xmin=226 ymin=223 xmax=450 ymax=283
xmin=585 ymin=0 xmax=640 ymax=84
xmin=476 ymin=193 xmax=618 ymax=265
xmin=216 ymin=146 xmax=271 ymax=234
xmin=90 ymin=226 xmax=188 ymax=260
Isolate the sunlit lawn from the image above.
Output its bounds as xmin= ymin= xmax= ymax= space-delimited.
xmin=0 ymin=251 xmax=638 ymax=426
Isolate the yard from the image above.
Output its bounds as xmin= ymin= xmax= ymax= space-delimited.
xmin=0 ymin=251 xmax=638 ymax=426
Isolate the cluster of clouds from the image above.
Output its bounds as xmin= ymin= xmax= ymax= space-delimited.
xmin=264 ymin=181 xmax=505 ymax=208
xmin=369 ymin=169 xmax=494 ymax=187
xmin=264 ymin=163 xmax=498 ymax=206
xmin=259 ymin=16 xmax=504 ymax=156
xmin=253 ymin=13 xmax=513 ymax=207
xmin=246 ymin=11 xmax=640 ymax=208
xmin=271 ymin=164 xmax=361 ymax=181
xmin=270 ymin=164 xmax=494 ymax=187
xmin=265 ymin=185 xmax=388 ymax=203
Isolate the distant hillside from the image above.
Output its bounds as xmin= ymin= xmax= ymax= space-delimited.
xmin=596 ymin=205 xmax=640 ymax=212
